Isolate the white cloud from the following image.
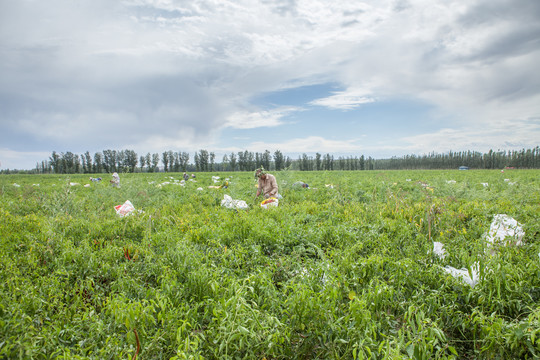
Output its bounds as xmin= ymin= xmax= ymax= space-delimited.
xmin=247 ymin=136 xmax=365 ymax=154
xmin=385 ymin=118 xmax=540 ymax=156
xmin=0 ymin=0 xmax=539 ymax=169
xmin=223 ymin=107 xmax=301 ymax=129
xmin=310 ymin=89 xmax=375 ymax=110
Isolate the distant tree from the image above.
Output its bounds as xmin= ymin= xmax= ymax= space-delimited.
xmin=273 ymin=150 xmax=284 ymax=171
xmin=84 ymin=151 xmax=93 ymax=173
xmin=139 ymin=155 xmax=146 ymax=172
xmin=167 ymin=150 xmax=175 ymax=172
xmin=116 ymin=150 xmax=125 ymax=172
xmin=237 ymin=151 xmax=246 ymax=171
xmin=110 ymin=150 xmax=118 ymax=172
xmin=37 ymin=160 xmax=50 ymax=174
xmin=194 ymin=153 xmax=200 ymax=171
xmin=195 ymin=150 xmax=209 ymax=171
xmin=210 ymin=152 xmax=215 ymax=172
xmin=262 ymin=150 xmax=271 ymax=170
xmin=180 ymin=152 xmax=190 ymax=172
xmin=62 ymin=152 xmax=76 ymax=173
xmin=162 ymin=152 xmax=169 ymax=172
xmin=222 ymin=154 xmax=229 ymax=171
xmin=94 ymin=152 xmax=103 ymax=173
xmin=315 ymin=153 xmax=321 ymax=171
xmin=102 ymin=150 xmax=112 ymax=172
xmin=247 ymin=151 xmax=255 ymax=170
xmin=229 ymin=152 xmax=237 ymax=171
xmin=284 ymin=156 xmax=292 ymax=169
xmin=172 ymin=151 xmax=180 ymax=172
xmin=80 ymin=154 xmax=87 ymax=173
xmin=74 ymin=154 xmax=81 ymax=173
xmin=255 ymin=153 xmax=261 ymax=169
xmin=124 ymin=150 xmax=138 ymax=172
xmin=145 ymin=153 xmax=152 ymax=172
xmin=151 ymin=153 xmax=160 ymax=172
xmin=49 ymin=151 xmax=60 ymax=173
xmin=301 ymin=153 xmax=310 ymax=171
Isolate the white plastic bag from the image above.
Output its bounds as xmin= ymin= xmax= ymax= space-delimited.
xmin=486 ymin=214 xmax=524 ymax=251
xmin=221 ymin=195 xmax=248 ymax=210
xmin=432 ymin=242 xmax=447 ymax=259
xmin=115 ymin=200 xmax=135 ymax=217
xmin=443 ymin=262 xmax=480 ymax=288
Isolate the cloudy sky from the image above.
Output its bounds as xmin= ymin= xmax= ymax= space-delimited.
xmin=1 ymin=0 xmax=539 ymax=170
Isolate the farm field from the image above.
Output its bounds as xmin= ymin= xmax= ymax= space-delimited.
xmin=1 ymin=170 xmax=539 ymax=359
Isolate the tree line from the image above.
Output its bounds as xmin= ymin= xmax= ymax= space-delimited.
xmin=1 ymin=147 xmax=538 ymax=174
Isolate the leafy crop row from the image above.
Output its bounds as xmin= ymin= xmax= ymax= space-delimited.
xmin=1 ymin=170 xmax=538 ymax=359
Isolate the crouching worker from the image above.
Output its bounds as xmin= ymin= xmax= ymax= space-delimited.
xmin=219 ymin=179 xmax=229 ymax=189
xmin=254 ymin=167 xmax=280 ymax=199
xmin=110 ymin=172 xmax=120 ymax=188
xmin=293 ymin=181 xmax=309 ymax=188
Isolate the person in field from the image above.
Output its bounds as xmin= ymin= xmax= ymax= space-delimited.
xmin=293 ymin=181 xmax=309 ymax=188
xmin=110 ymin=172 xmax=120 ymax=187
xmin=254 ymin=167 xmax=279 ymax=199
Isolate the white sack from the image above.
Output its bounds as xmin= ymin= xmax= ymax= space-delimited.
xmin=486 ymin=214 xmax=524 ymax=249
xmin=221 ymin=194 xmax=248 ymax=210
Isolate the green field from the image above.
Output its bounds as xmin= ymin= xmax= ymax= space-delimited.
xmin=1 ymin=170 xmax=539 ymax=359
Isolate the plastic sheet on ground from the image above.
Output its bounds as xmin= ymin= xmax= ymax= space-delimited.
xmin=486 ymin=214 xmax=524 ymax=251
xmin=296 ymin=263 xmax=333 ymax=288
xmin=158 ymin=181 xmax=185 ymax=187
xmin=221 ymin=194 xmax=248 ymax=210
xmin=443 ymin=262 xmax=480 ymax=288
xmin=432 ymin=242 xmax=447 ymax=259
xmin=115 ymin=200 xmax=136 ymax=217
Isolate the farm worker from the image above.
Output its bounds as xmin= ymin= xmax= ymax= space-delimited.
xmin=219 ymin=179 xmax=229 ymax=189
xmin=254 ymin=167 xmax=279 ymax=199
xmin=293 ymin=181 xmax=309 ymax=188
xmin=183 ymin=172 xmax=189 ymax=181
xmin=110 ymin=172 xmax=120 ymax=187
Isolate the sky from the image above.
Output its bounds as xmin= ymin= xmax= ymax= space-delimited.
xmin=1 ymin=0 xmax=539 ymax=170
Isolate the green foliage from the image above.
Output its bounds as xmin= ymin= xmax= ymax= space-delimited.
xmin=0 ymin=170 xmax=539 ymax=359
